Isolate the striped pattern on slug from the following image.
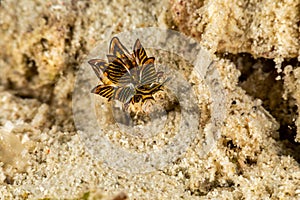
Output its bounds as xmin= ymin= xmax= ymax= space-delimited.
xmin=88 ymin=37 xmax=169 ymax=111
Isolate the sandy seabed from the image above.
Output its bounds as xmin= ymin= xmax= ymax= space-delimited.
xmin=0 ymin=0 xmax=300 ymax=199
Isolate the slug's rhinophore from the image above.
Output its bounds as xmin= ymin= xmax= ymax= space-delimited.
xmin=88 ymin=37 xmax=169 ymax=112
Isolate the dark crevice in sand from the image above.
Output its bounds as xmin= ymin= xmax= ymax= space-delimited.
xmin=218 ymin=52 xmax=300 ymax=162
xmin=12 ymin=84 xmax=55 ymax=104
xmin=187 ymin=178 xmax=235 ymax=197
xmin=23 ymin=54 xmax=39 ymax=82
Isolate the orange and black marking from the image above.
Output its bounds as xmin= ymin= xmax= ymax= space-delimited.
xmin=88 ymin=37 xmax=169 ymax=110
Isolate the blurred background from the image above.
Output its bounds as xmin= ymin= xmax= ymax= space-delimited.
xmin=0 ymin=0 xmax=299 ymax=199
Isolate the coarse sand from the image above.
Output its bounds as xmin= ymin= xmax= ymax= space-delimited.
xmin=0 ymin=0 xmax=300 ymax=199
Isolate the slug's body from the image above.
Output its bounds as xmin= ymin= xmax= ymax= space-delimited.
xmin=88 ymin=37 xmax=168 ymax=111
